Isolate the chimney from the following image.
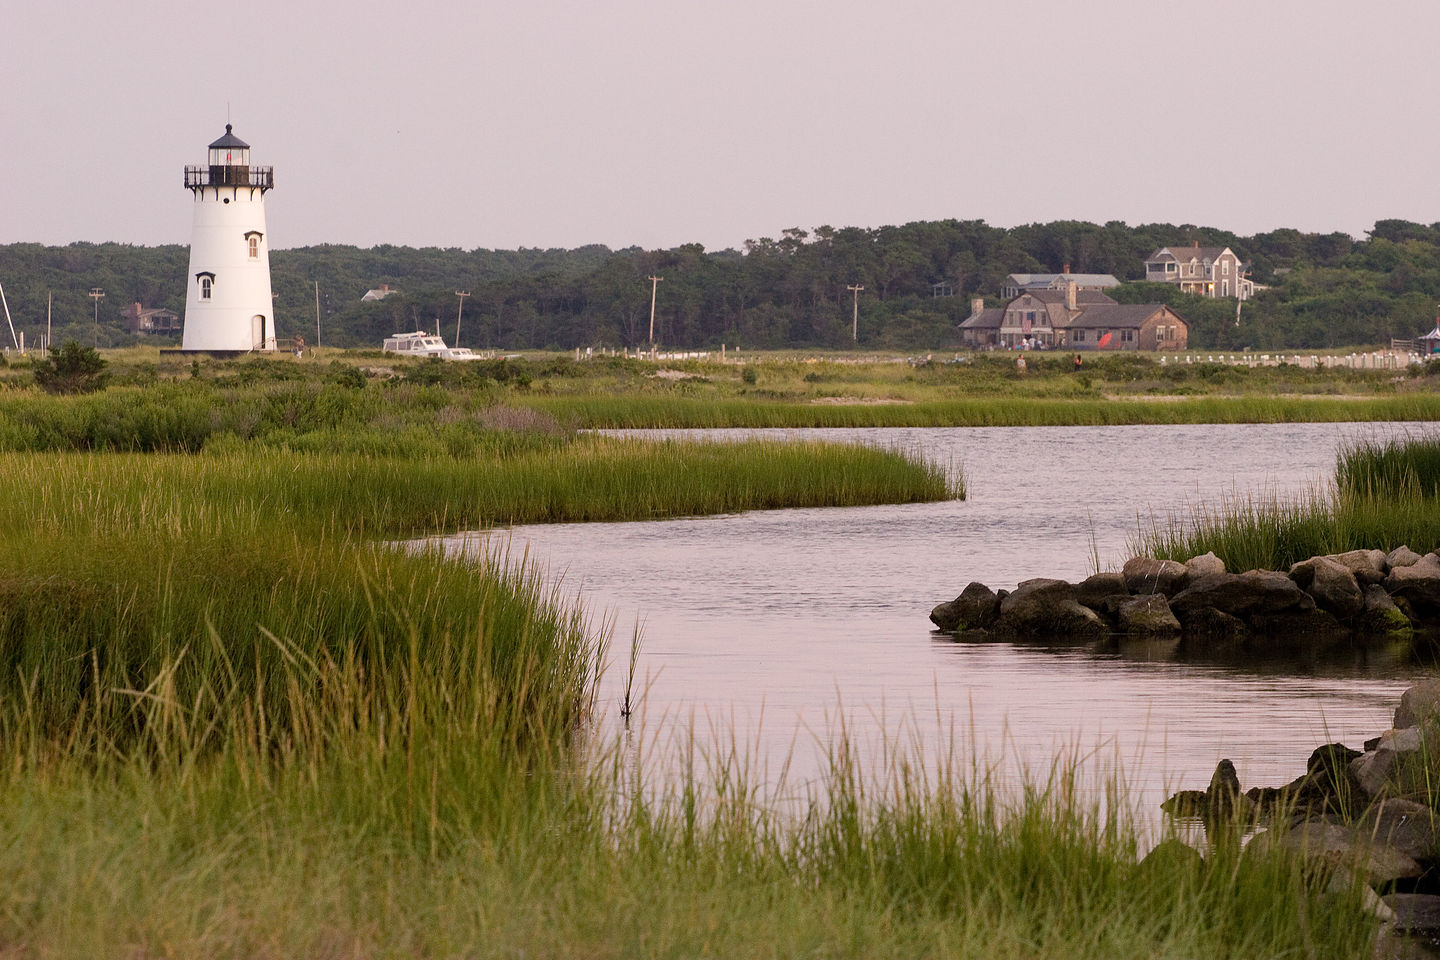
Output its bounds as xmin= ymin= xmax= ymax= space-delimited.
xmin=1062 ymin=263 xmax=1070 ymax=275
xmin=1065 ymin=281 xmax=1077 ymax=311
xmin=970 ymin=296 xmax=984 ymax=316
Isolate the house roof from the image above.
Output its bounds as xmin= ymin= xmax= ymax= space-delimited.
xmin=1016 ymin=289 xmax=1117 ymax=306
xmin=1066 ymin=304 xmax=1178 ymax=329
xmin=959 ymin=308 xmax=1004 ymax=330
xmin=1007 ymin=273 xmax=1120 ymax=289
xmin=1148 ymin=246 xmax=1231 ymax=263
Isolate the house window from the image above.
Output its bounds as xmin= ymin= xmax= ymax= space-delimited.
xmin=1222 ymin=279 xmax=1229 ymax=296
xmin=1074 ymin=330 xmax=1085 ymax=342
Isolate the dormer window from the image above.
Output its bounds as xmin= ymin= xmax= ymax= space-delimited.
xmin=245 ymin=231 xmax=263 ymax=259
xmin=196 ymin=271 xmax=216 ymax=300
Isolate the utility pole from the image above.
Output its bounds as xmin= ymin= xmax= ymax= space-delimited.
xmin=454 ymin=290 xmax=470 ymax=346
xmin=88 ymin=287 xmax=105 ymax=346
xmin=647 ymin=276 xmax=663 ymax=346
xmin=0 ymin=282 xmax=17 ymax=351
xmin=847 ymin=284 xmax=865 ymax=342
xmin=314 ymin=282 xmax=321 ymax=349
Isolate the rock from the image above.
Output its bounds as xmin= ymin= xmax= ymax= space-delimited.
xmin=1073 ymin=571 xmax=1127 ymax=608
xmin=1161 ymin=789 xmax=1210 ymax=818
xmin=1350 ymin=726 xmax=1437 ymax=799
xmin=929 ymin=600 xmax=962 ymax=631
xmin=1385 ymin=554 xmax=1440 ymax=618
xmin=1395 ymin=680 xmax=1440 ymax=729
xmin=1179 ymin=606 xmax=1249 ymax=650
xmin=1185 ymin=552 xmax=1226 ymax=578
xmin=1355 ymin=584 xmax=1415 ymax=642
xmin=1382 ymin=894 xmax=1440 ymax=935
xmin=930 ymin=581 xmax=1001 ymax=632
xmin=1355 ymin=798 xmax=1440 ymax=862
xmin=1276 ymin=743 xmax=1364 ymax=814
xmin=1164 ymin=760 xmax=1255 ymax=822
xmin=1208 ymin=759 xmax=1244 ymax=808
xmin=1327 ymin=548 xmax=1390 ymax=586
xmin=1122 ymin=556 xmax=1189 ymax=597
xmin=1388 ymin=546 xmax=1425 ymax=569
xmin=1270 ymin=821 xmax=1423 ymax=885
xmin=1289 ymin=556 xmax=1365 ymax=618
xmin=1134 ymin=839 xmax=1205 ymax=885
xmin=994 ymin=579 xmax=1106 ymax=639
xmin=1169 ymin=570 xmax=1314 ymax=619
xmin=1114 ymin=594 xmax=1181 ymax=636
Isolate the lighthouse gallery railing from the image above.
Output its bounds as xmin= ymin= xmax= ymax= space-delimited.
xmin=184 ymin=166 xmax=274 ymax=189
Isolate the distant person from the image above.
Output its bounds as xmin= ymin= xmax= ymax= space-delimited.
xmin=1016 ymin=355 xmax=1026 ymax=373
xmin=293 ymin=335 xmax=305 ymax=358
xmin=1072 ymin=353 xmax=1083 ymax=373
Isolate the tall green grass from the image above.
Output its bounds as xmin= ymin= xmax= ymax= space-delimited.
xmin=1136 ymin=432 xmax=1440 ymax=569
xmin=519 ymin=393 xmax=1440 ymax=429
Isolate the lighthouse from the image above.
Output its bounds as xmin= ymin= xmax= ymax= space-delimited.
xmin=181 ymin=124 xmax=276 ymax=352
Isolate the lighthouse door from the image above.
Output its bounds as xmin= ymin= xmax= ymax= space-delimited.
xmin=252 ymin=315 xmax=266 ymax=349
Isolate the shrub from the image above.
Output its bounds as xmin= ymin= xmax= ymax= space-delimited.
xmin=31 ymin=341 xmax=109 ymax=395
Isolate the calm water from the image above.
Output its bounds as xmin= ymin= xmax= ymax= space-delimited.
xmin=437 ymin=422 xmax=1433 ymax=820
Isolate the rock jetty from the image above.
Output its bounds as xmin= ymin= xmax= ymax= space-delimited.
xmin=1160 ymin=679 xmax=1440 ymax=948
xmin=930 ymin=547 xmax=1440 ymax=650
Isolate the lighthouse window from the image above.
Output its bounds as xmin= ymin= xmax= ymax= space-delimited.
xmin=248 ymin=236 xmax=259 ymax=259
xmin=200 ymin=276 xmax=213 ymax=300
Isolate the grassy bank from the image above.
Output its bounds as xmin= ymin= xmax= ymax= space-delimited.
xmin=519 ymin=392 xmax=1440 ymax=429
xmin=0 ymin=728 xmax=1377 ymax=958
xmin=1135 ymin=433 xmax=1440 ymax=570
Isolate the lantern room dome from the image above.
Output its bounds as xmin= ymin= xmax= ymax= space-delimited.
xmin=208 ymin=124 xmax=250 ymax=150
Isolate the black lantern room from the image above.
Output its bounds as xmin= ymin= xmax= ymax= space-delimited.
xmin=207 ymin=124 xmax=251 ymax=186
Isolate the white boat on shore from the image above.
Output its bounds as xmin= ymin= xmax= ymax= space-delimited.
xmin=381 ymin=330 xmax=482 ymax=360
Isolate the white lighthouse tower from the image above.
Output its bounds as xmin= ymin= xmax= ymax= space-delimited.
xmin=182 ymin=124 xmax=276 ymax=352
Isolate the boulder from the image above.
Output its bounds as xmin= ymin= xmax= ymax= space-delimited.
xmin=1268 ymin=821 xmax=1423 ymax=885
xmin=1355 ymin=798 xmax=1440 ymax=862
xmin=1387 ymin=545 xmax=1425 ymax=569
xmin=1326 ymin=548 xmax=1389 ymax=586
xmin=1185 ymin=552 xmax=1226 ymax=578
xmin=994 ymin=579 xmax=1106 ymax=639
xmin=1121 ymin=556 xmax=1189 ymax=597
xmin=1381 ymin=894 xmax=1440 ymax=935
xmin=930 ymin=581 xmax=1001 ymax=632
xmin=1169 ymin=570 xmax=1314 ymax=619
xmin=1252 ymin=742 xmax=1363 ymax=816
xmin=1073 ymin=571 xmax=1127 ymax=609
xmin=1133 ymin=839 xmax=1205 ymax=887
xmin=1349 ymin=726 xmax=1438 ymax=799
xmin=1395 ymin=680 xmax=1440 ymax=729
xmin=1113 ymin=594 xmax=1181 ymax=636
xmin=1385 ymin=553 xmax=1440 ymax=617
xmin=1354 ymin=584 xmax=1415 ymax=642
xmin=1288 ymin=556 xmax=1365 ymax=618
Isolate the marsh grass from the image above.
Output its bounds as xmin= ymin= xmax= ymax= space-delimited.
xmin=518 ymin=393 xmax=1440 ymax=429
xmin=0 ymin=696 xmax=1379 ymax=958
xmin=1135 ymin=432 xmax=1440 ymax=569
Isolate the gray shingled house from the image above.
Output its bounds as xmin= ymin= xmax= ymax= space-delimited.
xmin=959 ymin=283 xmax=1187 ymax=351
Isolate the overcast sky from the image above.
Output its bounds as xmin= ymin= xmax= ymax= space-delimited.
xmin=4 ymin=0 xmax=1436 ymax=252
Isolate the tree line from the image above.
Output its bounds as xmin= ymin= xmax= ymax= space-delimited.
xmin=3 ymin=218 xmax=1439 ymax=352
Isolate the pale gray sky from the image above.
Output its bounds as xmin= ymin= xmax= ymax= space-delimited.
xmin=3 ymin=0 xmax=1436 ymax=251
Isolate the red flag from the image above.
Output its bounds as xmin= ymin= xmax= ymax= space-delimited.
xmin=1097 ymin=332 xmax=1113 ymax=348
